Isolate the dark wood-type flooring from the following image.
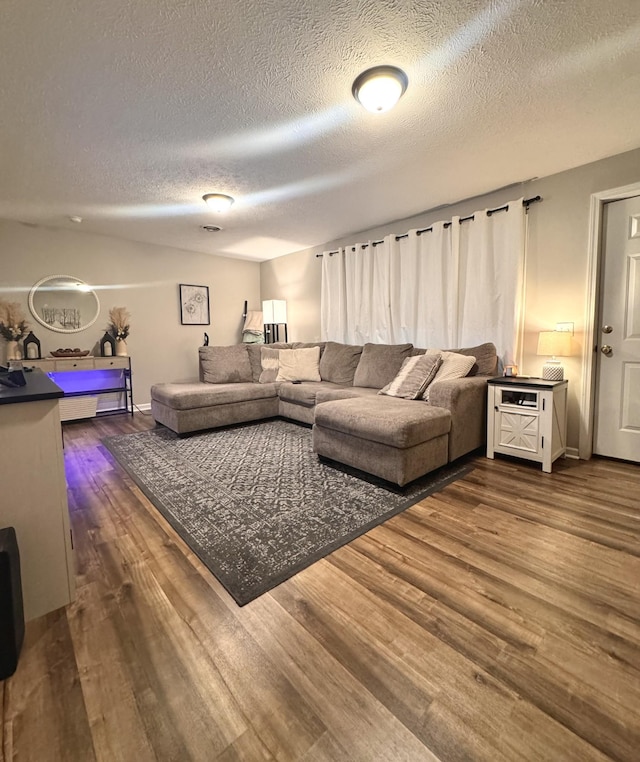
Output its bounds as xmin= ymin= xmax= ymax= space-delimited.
xmin=2 ymin=412 xmax=639 ymax=761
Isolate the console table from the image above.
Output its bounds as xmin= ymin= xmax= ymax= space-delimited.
xmin=27 ymin=356 xmax=133 ymax=421
xmin=0 ymin=370 xmax=75 ymax=620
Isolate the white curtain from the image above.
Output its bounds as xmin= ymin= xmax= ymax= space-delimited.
xmin=320 ymin=247 xmax=346 ymax=342
xmin=390 ymin=222 xmax=455 ymax=348
xmin=456 ymin=200 xmax=525 ymax=363
xmin=321 ymin=198 xmax=526 ymax=363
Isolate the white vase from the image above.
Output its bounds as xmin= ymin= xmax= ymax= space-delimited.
xmin=5 ymin=340 xmax=21 ymax=361
xmin=115 ymin=338 xmax=128 ymax=357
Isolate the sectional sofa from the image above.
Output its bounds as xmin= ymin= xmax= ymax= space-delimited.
xmin=150 ymin=340 xmax=498 ymax=486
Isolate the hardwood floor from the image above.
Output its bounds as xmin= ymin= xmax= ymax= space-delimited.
xmin=2 ymin=413 xmax=639 ymax=761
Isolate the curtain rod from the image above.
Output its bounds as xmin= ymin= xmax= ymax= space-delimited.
xmin=316 ymin=195 xmax=542 ymax=257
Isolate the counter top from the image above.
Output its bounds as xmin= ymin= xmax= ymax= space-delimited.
xmin=0 ymin=368 xmax=64 ymax=405
xmin=487 ymin=376 xmax=568 ymax=389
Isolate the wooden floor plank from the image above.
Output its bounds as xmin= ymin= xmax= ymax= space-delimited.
xmin=2 ymin=413 xmax=639 ymax=761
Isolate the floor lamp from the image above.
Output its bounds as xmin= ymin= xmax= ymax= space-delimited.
xmin=262 ymin=300 xmax=288 ymax=344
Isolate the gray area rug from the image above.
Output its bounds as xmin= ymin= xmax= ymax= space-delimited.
xmin=103 ymin=419 xmax=472 ymax=606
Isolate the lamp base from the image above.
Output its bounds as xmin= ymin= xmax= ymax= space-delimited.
xmin=542 ymin=361 xmax=564 ymax=381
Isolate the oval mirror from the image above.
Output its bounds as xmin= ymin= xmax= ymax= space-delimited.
xmin=28 ymin=275 xmax=100 ymax=334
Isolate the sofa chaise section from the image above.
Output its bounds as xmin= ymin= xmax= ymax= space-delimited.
xmin=313 ymin=396 xmax=451 ymax=486
xmin=150 ymin=381 xmax=278 ymax=435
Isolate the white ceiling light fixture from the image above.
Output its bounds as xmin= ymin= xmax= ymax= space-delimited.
xmin=352 ymin=65 xmax=408 ymax=113
xmin=202 ymin=193 xmax=234 ymax=212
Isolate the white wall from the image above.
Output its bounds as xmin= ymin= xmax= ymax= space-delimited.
xmin=261 ymin=147 xmax=640 ymax=454
xmin=0 ymin=221 xmax=261 ymax=406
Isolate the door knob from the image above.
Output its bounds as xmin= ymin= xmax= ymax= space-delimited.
xmin=600 ymin=345 xmax=613 ymax=356
xmin=601 ymin=325 xmax=613 ymax=334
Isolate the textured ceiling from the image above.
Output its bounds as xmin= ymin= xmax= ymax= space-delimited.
xmin=1 ymin=0 xmax=639 ymax=261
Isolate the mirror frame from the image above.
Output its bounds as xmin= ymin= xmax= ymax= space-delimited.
xmin=28 ymin=275 xmax=100 ymax=334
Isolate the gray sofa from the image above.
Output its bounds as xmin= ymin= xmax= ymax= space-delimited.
xmin=150 ymin=340 xmax=497 ymax=486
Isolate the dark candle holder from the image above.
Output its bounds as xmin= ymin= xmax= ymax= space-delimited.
xmin=100 ymin=332 xmax=116 ymax=357
xmin=23 ymin=331 xmax=41 ymax=360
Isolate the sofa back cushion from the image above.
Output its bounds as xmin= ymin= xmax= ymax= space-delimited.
xmin=292 ymin=341 xmax=326 ymax=357
xmin=199 ymin=345 xmax=252 ymax=384
xmin=276 ymin=346 xmax=322 ymax=382
xmin=353 ymin=343 xmax=413 ymax=389
xmin=319 ymin=342 xmax=363 ymax=385
xmin=259 ymin=347 xmax=281 ymax=383
xmin=246 ymin=344 xmax=264 ymax=382
xmin=414 ymin=342 xmax=497 ymax=376
xmin=451 ymin=342 xmax=497 ymax=376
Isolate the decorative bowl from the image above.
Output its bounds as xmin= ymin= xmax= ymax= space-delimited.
xmin=50 ymin=349 xmax=91 ymax=358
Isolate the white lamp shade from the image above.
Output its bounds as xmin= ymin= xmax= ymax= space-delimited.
xmin=537 ymin=331 xmax=571 ymax=357
xmin=262 ymin=299 xmax=287 ymax=324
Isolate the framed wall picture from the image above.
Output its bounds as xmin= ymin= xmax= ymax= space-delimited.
xmin=179 ymin=284 xmax=210 ymax=325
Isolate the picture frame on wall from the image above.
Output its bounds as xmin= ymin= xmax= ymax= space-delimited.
xmin=179 ymin=284 xmax=210 ymax=325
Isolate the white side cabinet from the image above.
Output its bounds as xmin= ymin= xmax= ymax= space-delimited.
xmin=486 ymin=377 xmax=568 ymax=473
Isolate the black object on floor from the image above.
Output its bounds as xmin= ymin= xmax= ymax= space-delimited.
xmin=0 ymin=527 xmax=25 ymax=680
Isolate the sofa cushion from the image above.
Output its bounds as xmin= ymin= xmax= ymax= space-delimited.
xmin=319 ymin=342 xmax=363 ymax=385
xmin=259 ymin=347 xmax=281 ymax=383
xmin=353 ymin=343 xmax=413 ymax=389
xmin=276 ymin=346 xmax=321 ymax=382
xmin=315 ymin=386 xmax=380 ymax=405
xmin=278 ymin=380 xmax=348 ymax=407
xmin=378 ymin=353 xmax=442 ymax=400
xmin=199 ymin=345 xmax=252 ymax=384
xmin=150 ymin=382 xmax=276 ymax=411
xmin=314 ymin=397 xmax=451 ymax=449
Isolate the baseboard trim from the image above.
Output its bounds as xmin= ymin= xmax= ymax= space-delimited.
xmin=565 ymin=447 xmax=580 ymax=460
xmin=135 ymin=402 xmax=152 ymax=412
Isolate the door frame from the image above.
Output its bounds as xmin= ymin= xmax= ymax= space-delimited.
xmin=580 ymin=180 xmax=640 ymax=459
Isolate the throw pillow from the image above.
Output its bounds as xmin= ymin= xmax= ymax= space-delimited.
xmin=423 ymin=350 xmax=476 ymax=400
xmin=378 ymin=353 xmax=442 ymax=400
xmin=259 ymin=347 xmax=281 ymax=383
xmin=319 ymin=341 xmax=363 ymax=385
xmin=353 ymin=343 xmax=414 ymax=389
xmin=276 ymin=346 xmax=321 ymax=382
xmin=199 ymin=345 xmax=252 ymax=384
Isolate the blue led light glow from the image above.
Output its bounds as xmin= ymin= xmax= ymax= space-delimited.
xmin=47 ymin=369 xmax=125 ymax=395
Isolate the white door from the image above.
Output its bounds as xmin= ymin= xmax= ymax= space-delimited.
xmin=594 ymin=195 xmax=640 ymax=461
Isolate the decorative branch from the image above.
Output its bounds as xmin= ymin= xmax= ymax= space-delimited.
xmin=0 ymin=300 xmax=29 ymax=342
xmin=108 ymin=306 xmax=131 ymax=340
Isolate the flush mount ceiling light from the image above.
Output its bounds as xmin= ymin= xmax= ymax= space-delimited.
xmin=352 ymin=65 xmax=408 ymax=113
xmin=202 ymin=193 xmax=234 ymax=212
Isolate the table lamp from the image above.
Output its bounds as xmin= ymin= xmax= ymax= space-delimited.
xmin=537 ymin=330 xmax=571 ymax=380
